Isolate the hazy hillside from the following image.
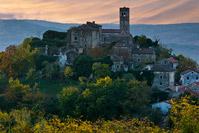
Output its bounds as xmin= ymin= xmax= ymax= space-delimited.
xmin=0 ymin=19 xmax=198 ymax=62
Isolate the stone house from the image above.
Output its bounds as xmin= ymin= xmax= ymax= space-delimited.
xmin=180 ymin=69 xmax=199 ymax=86
xmin=171 ymin=82 xmax=199 ymax=97
xmin=67 ymin=21 xmax=102 ymax=50
xmin=131 ymin=48 xmax=156 ymax=67
xmin=151 ymin=65 xmax=175 ymax=91
xmin=158 ymin=57 xmax=178 ymax=70
xmin=110 ymin=55 xmax=133 ymax=72
xmin=67 ymin=7 xmax=132 ymax=50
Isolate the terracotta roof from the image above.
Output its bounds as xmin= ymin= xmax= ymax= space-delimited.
xmin=186 ymin=90 xmax=199 ymax=97
xmin=132 ymin=48 xmax=155 ymax=54
xmin=194 ymin=82 xmax=199 ymax=86
xmin=181 ymin=69 xmax=199 ymax=75
xmin=102 ymin=29 xmax=122 ymax=33
xmin=151 ymin=65 xmax=174 ymax=72
xmin=167 ymin=57 xmax=178 ymax=63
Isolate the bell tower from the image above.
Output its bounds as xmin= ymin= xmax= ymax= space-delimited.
xmin=120 ymin=7 xmax=130 ymax=34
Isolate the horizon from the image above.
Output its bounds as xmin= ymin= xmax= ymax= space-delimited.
xmin=0 ymin=0 xmax=198 ymax=24
xmin=1 ymin=18 xmax=199 ymax=26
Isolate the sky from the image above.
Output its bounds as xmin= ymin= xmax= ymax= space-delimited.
xmin=0 ymin=0 xmax=198 ymax=24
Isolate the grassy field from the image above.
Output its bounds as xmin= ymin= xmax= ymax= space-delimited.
xmin=20 ymin=78 xmax=80 ymax=96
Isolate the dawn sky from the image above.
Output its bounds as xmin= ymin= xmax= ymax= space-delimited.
xmin=0 ymin=0 xmax=198 ymax=24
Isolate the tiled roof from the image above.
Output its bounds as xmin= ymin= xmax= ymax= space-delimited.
xmin=132 ymin=48 xmax=155 ymax=54
xmin=181 ymin=69 xmax=199 ymax=75
xmin=186 ymin=90 xmax=199 ymax=97
xmin=151 ymin=65 xmax=174 ymax=72
xmin=167 ymin=57 xmax=178 ymax=63
xmin=194 ymin=82 xmax=199 ymax=86
xmin=102 ymin=29 xmax=122 ymax=33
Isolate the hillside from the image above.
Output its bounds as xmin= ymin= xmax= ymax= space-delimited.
xmin=0 ymin=19 xmax=198 ymax=62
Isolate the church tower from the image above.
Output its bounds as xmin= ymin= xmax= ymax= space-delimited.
xmin=120 ymin=7 xmax=130 ymax=34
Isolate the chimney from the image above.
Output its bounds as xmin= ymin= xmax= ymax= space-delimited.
xmin=93 ymin=21 xmax=95 ymax=24
xmin=176 ymin=86 xmax=179 ymax=92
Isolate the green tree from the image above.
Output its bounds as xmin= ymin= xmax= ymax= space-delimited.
xmin=92 ymin=62 xmax=111 ymax=79
xmin=5 ymin=78 xmax=31 ymax=106
xmin=73 ymin=54 xmax=93 ymax=77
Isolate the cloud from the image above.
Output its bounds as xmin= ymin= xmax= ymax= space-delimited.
xmin=0 ymin=13 xmax=15 ymax=19
xmin=0 ymin=0 xmax=198 ymax=24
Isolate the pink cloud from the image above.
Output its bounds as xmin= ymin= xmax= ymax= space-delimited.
xmin=0 ymin=0 xmax=198 ymax=24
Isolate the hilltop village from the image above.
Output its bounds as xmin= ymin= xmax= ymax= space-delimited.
xmin=47 ymin=7 xmax=199 ymax=100
xmin=0 ymin=7 xmax=199 ymax=132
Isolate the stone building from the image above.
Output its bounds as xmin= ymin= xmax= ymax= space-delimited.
xmin=101 ymin=7 xmax=132 ymax=44
xmin=131 ymin=48 xmax=156 ymax=67
xmin=158 ymin=57 xmax=178 ymax=70
xmin=67 ymin=21 xmax=102 ymax=50
xmin=110 ymin=55 xmax=133 ymax=72
xmin=180 ymin=69 xmax=199 ymax=86
xmin=67 ymin=7 xmax=132 ymax=50
xmin=152 ymin=65 xmax=175 ymax=91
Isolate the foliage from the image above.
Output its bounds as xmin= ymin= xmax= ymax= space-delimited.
xmin=129 ymin=70 xmax=155 ymax=86
xmin=34 ymin=54 xmax=57 ymax=70
xmin=92 ymin=62 xmax=111 ymax=79
xmin=0 ymin=38 xmax=38 ymax=77
xmin=133 ymin=35 xmax=158 ymax=48
xmin=59 ymin=77 xmax=153 ymax=120
xmin=169 ymin=96 xmax=199 ymax=132
xmin=64 ymin=66 xmax=73 ymax=79
xmin=43 ymin=30 xmax=67 ymax=40
xmin=73 ymin=54 xmax=93 ymax=77
xmin=174 ymin=54 xmax=197 ymax=82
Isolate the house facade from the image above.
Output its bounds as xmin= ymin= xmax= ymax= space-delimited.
xmin=131 ymin=48 xmax=156 ymax=67
xmin=180 ymin=69 xmax=199 ymax=86
xmin=67 ymin=21 xmax=102 ymax=50
xmin=152 ymin=65 xmax=175 ymax=91
xmin=158 ymin=57 xmax=178 ymax=70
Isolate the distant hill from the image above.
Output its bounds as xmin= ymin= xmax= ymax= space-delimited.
xmin=0 ymin=19 xmax=198 ymax=62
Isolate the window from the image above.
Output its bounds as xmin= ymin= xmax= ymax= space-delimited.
xmin=74 ymin=37 xmax=77 ymax=40
xmin=196 ymin=77 xmax=199 ymax=80
xmin=122 ymin=12 xmax=126 ymax=17
xmin=187 ymin=77 xmax=189 ymax=80
xmin=137 ymin=58 xmax=141 ymax=62
xmin=160 ymin=82 xmax=162 ymax=86
xmin=116 ymin=64 xmax=120 ymax=69
xmin=160 ymin=75 xmax=163 ymax=79
xmin=164 ymin=61 xmax=167 ymax=65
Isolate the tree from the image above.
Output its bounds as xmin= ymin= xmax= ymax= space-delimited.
xmin=92 ymin=62 xmax=111 ymax=79
xmin=175 ymin=54 xmax=197 ymax=82
xmin=0 ymin=45 xmax=17 ymax=76
xmin=5 ymin=78 xmax=31 ymax=106
xmin=64 ymin=66 xmax=73 ymax=79
xmin=169 ymin=96 xmax=199 ymax=132
xmin=73 ymin=54 xmax=93 ymax=77
xmin=0 ymin=38 xmax=37 ymax=77
xmin=123 ymin=80 xmax=153 ymax=114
